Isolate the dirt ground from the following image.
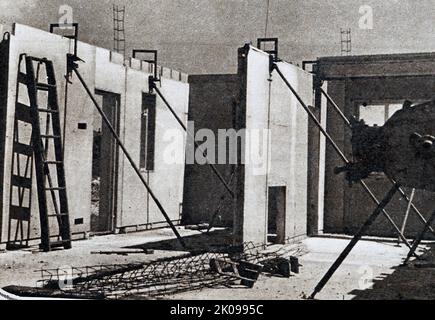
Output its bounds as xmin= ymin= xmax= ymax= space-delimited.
xmin=0 ymin=227 xmax=434 ymax=300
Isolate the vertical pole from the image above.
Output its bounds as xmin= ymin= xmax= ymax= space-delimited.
xmin=264 ymin=0 xmax=270 ymax=37
xmin=398 ymin=188 xmax=415 ymax=244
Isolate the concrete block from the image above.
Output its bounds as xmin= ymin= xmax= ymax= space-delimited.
xmin=149 ymin=63 xmax=156 ymax=76
xmin=171 ymin=70 xmax=180 ymax=81
xmin=161 ymin=67 xmax=171 ymax=79
xmin=96 ymin=47 xmax=110 ymax=63
xmin=129 ymin=57 xmax=141 ymax=70
xmin=156 ymin=65 xmax=163 ymax=78
xmin=180 ymin=72 xmax=188 ymax=83
xmin=110 ymin=51 xmax=124 ymax=65
xmin=141 ymin=61 xmax=153 ymax=74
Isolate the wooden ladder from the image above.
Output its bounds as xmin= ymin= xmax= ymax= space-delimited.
xmin=22 ymin=55 xmax=72 ymax=251
xmin=7 ymin=54 xmax=34 ymax=250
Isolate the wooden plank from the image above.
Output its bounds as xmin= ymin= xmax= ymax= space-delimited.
xmin=15 ymin=102 xmax=32 ymax=123
xmin=2 ymin=286 xmax=105 ymax=300
xmin=11 ymin=175 xmax=32 ymax=189
xmin=14 ymin=143 xmax=33 ymax=156
xmin=9 ymin=206 xmax=31 ymax=221
xmin=17 ymin=72 xmax=27 ymax=84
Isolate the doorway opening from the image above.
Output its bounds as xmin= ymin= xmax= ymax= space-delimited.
xmin=91 ymin=90 xmax=120 ymax=233
xmin=267 ymin=186 xmax=286 ymax=244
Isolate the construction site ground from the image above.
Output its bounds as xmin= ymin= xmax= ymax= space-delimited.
xmin=0 ymin=227 xmax=434 ymax=300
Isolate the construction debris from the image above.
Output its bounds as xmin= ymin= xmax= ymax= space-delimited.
xmin=35 ymin=241 xmax=305 ymax=299
xmin=2 ymin=285 xmax=104 ymax=300
xmin=184 ymin=224 xmax=210 ymax=231
xmin=90 ymin=249 xmax=155 ymax=256
xmin=209 ymin=258 xmax=263 ymax=288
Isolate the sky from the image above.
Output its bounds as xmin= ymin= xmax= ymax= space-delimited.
xmin=0 ymin=0 xmax=434 ymax=74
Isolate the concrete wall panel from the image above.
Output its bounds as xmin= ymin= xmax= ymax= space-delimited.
xmin=243 ymin=48 xmax=270 ymax=244
xmin=323 ymin=81 xmax=346 ymax=233
xmin=1 ymin=24 xmax=95 ymax=242
xmin=270 ymin=61 xmax=311 ymax=240
xmin=147 ymin=78 xmax=189 ymax=226
xmin=0 ymin=23 xmax=189 ymax=247
xmin=95 ymin=48 xmax=189 ymax=231
xmin=242 ymin=46 xmax=312 ymax=244
xmin=183 ymin=74 xmax=239 ymax=226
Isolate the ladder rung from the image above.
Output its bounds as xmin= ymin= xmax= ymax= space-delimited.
xmin=17 ymin=72 xmax=28 ymax=84
xmin=47 ymin=213 xmax=68 ymax=217
xmin=11 ymin=175 xmax=32 ymax=189
xmin=14 ymin=143 xmax=33 ymax=156
xmin=44 ymin=161 xmax=63 ymax=165
xmin=36 ymin=83 xmax=56 ymax=91
xmin=38 ymin=108 xmax=59 ymax=113
xmin=45 ymin=187 xmax=66 ymax=191
xmin=28 ymin=57 xmax=49 ymax=63
xmin=40 ymin=135 xmax=61 ymax=139
xmin=9 ymin=206 xmax=31 ymax=221
xmin=15 ymin=102 xmax=32 ymax=123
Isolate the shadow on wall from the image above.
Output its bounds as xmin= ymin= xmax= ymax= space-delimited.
xmin=349 ymin=244 xmax=435 ymax=300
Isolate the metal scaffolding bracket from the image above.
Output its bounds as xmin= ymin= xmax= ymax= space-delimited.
xmin=49 ymin=23 xmax=83 ymax=81
xmin=133 ymin=49 xmax=159 ymax=82
xmin=50 ymin=23 xmax=79 ymax=57
xmin=257 ymin=37 xmax=279 ymax=61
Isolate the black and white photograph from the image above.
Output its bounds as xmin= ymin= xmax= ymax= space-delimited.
xmin=0 ymin=0 xmax=434 ymax=308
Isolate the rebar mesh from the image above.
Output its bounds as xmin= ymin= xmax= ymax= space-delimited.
xmin=37 ymin=241 xmax=306 ymax=299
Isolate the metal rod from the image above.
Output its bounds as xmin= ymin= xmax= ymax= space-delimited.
xmin=71 ymin=65 xmax=187 ymax=249
xmin=275 ymin=70 xmax=348 ymax=161
xmin=358 ymin=179 xmax=412 ymax=250
xmin=62 ymin=79 xmax=69 ymax=158
xmin=403 ymin=209 xmax=435 ymax=264
xmin=264 ymin=0 xmax=270 ymax=38
xmin=319 ymin=87 xmax=352 ymax=127
xmin=152 ymin=84 xmax=235 ymax=198
xmin=273 ymin=64 xmax=413 ymax=250
xmin=309 ymin=184 xmax=399 ymax=299
xmin=395 ymin=185 xmax=435 ymax=237
xmin=399 ymin=188 xmax=415 ymax=243
xmin=320 ymin=87 xmax=435 ymax=238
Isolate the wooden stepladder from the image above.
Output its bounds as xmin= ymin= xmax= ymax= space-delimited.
xmin=8 ymin=54 xmax=72 ymax=252
xmin=7 ymin=54 xmax=34 ymax=250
